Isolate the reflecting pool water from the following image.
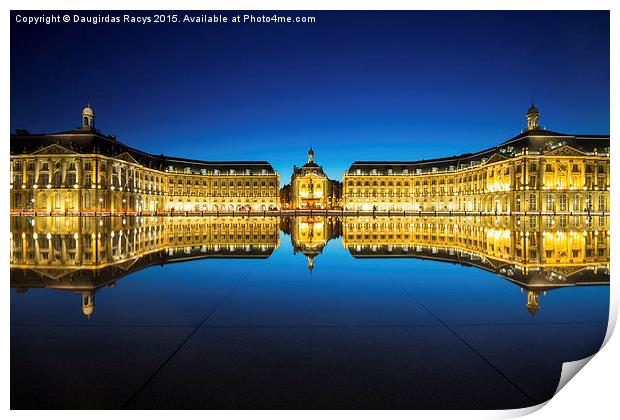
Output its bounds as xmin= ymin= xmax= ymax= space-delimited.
xmin=10 ymin=215 xmax=609 ymax=409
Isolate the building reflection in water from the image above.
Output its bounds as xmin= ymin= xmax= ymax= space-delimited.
xmin=10 ymin=216 xmax=280 ymax=318
xmin=281 ymin=216 xmax=342 ymax=272
xmin=10 ymin=215 xmax=609 ymax=318
xmin=341 ymin=215 xmax=609 ymax=317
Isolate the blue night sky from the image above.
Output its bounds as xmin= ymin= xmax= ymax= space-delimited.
xmin=11 ymin=11 xmax=609 ymax=185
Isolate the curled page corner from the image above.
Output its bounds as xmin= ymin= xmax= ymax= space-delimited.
xmin=497 ymin=401 xmax=548 ymax=418
xmin=554 ymin=355 xmax=595 ymax=396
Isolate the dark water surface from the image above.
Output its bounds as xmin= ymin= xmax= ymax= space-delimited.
xmin=10 ymin=215 xmax=609 ymax=409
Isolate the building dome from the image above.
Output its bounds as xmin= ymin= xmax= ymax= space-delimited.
xmin=81 ymin=102 xmax=95 ymax=130
xmin=307 ymin=255 xmax=315 ymax=272
xmin=81 ymin=291 xmax=95 ymax=319
xmin=82 ymin=103 xmax=95 ymax=117
xmin=82 ymin=304 xmax=94 ymax=318
xmin=525 ymin=102 xmax=540 ymax=131
xmin=526 ymin=290 xmax=540 ymax=318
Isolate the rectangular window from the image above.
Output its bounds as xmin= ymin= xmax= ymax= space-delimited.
xmin=546 ymin=250 xmax=554 ymax=259
xmin=545 ymin=195 xmax=554 ymax=211
xmin=598 ymin=195 xmax=605 ymax=211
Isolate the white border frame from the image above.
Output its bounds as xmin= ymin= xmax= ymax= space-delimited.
xmin=2 ymin=1 xmax=617 ymax=418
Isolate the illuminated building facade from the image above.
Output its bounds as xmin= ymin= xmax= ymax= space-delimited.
xmin=10 ymin=103 xmax=609 ymax=215
xmin=285 ymin=148 xmax=341 ymax=209
xmin=10 ymin=104 xmax=280 ymax=214
xmin=342 ymin=105 xmax=610 ymax=214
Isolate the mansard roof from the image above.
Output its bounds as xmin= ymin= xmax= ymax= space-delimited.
xmin=347 ymin=130 xmax=609 ymax=175
xmin=294 ymin=161 xmax=326 ymax=174
xmin=10 ymin=128 xmax=276 ymax=175
xmin=10 ymin=244 xmax=275 ymax=290
xmin=347 ymin=244 xmax=609 ymax=290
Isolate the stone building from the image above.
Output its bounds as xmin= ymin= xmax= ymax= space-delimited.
xmin=10 ymin=104 xmax=280 ymax=213
xmin=342 ymin=105 xmax=610 ymax=215
xmin=289 ymin=148 xmax=341 ymax=209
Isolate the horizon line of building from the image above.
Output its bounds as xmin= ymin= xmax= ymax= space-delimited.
xmin=10 ymin=103 xmax=610 ymax=214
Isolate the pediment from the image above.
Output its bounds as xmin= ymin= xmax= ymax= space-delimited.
xmin=30 ymin=267 xmax=77 ymax=281
xmin=545 ymin=265 xmax=590 ymax=279
xmin=32 ymin=144 xmax=77 ymax=156
xmin=297 ymin=171 xmax=327 ymax=180
xmin=114 ymin=152 xmax=140 ymax=165
xmin=542 ymin=145 xmax=586 ymax=157
xmin=112 ymin=257 xmax=140 ymax=272
xmin=484 ymin=153 xmax=508 ymax=165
